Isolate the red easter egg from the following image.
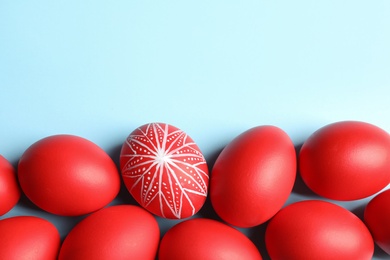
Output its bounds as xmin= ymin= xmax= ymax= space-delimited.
xmin=0 ymin=216 xmax=60 ymax=260
xmin=364 ymin=189 xmax=390 ymax=255
xmin=58 ymin=205 xmax=160 ymax=260
xmin=18 ymin=134 xmax=120 ymax=216
xmin=265 ymin=200 xmax=374 ymax=260
xmin=0 ymin=155 xmax=20 ymax=215
xmin=299 ymin=121 xmax=390 ymax=200
xmin=210 ymin=125 xmax=296 ymax=227
xmin=120 ymin=122 xmax=209 ymax=219
xmin=158 ymin=218 xmax=262 ymax=260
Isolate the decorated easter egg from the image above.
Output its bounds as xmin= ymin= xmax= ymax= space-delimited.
xmin=120 ymin=122 xmax=209 ymax=219
xmin=18 ymin=134 xmax=120 ymax=216
xmin=210 ymin=125 xmax=296 ymax=227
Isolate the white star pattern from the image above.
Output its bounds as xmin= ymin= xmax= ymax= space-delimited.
xmin=120 ymin=123 xmax=209 ymax=219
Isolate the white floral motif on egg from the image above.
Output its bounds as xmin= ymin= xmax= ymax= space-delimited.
xmin=120 ymin=123 xmax=209 ymax=219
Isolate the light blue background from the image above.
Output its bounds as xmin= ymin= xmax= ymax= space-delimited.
xmin=1 ymin=1 xmax=390 ymax=259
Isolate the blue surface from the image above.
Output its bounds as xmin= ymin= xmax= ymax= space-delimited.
xmin=1 ymin=1 xmax=390 ymax=259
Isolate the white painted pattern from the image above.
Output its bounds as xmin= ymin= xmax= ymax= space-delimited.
xmin=121 ymin=123 xmax=208 ymax=219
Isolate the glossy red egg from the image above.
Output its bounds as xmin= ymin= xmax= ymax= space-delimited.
xmin=158 ymin=218 xmax=262 ymax=260
xmin=18 ymin=134 xmax=120 ymax=216
xmin=0 ymin=155 xmax=20 ymax=215
xmin=364 ymin=189 xmax=390 ymax=255
xmin=120 ymin=122 xmax=209 ymax=219
xmin=299 ymin=121 xmax=390 ymax=200
xmin=0 ymin=216 xmax=60 ymax=260
xmin=58 ymin=205 xmax=160 ymax=260
xmin=265 ymin=200 xmax=374 ymax=260
xmin=210 ymin=125 xmax=296 ymax=227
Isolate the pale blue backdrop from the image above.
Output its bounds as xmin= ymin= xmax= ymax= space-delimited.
xmin=1 ymin=1 xmax=390 ymax=259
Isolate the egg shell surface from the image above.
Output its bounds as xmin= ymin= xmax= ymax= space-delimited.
xmin=18 ymin=134 xmax=121 ymax=216
xmin=158 ymin=218 xmax=262 ymax=260
xmin=0 ymin=216 xmax=60 ymax=260
xmin=210 ymin=125 xmax=296 ymax=227
xmin=58 ymin=205 xmax=160 ymax=260
xmin=0 ymin=155 xmax=20 ymax=215
xmin=364 ymin=189 xmax=390 ymax=255
xmin=299 ymin=120 xmax=390 ymax=200
xmin=120 ymin=122 xmax=209 ymax=219
xmin=265 ymin=200 xmax=374 ymax=260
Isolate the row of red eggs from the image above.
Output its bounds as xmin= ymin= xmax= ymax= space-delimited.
xmin=0 ymin=121 xmax=390 ymax=259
